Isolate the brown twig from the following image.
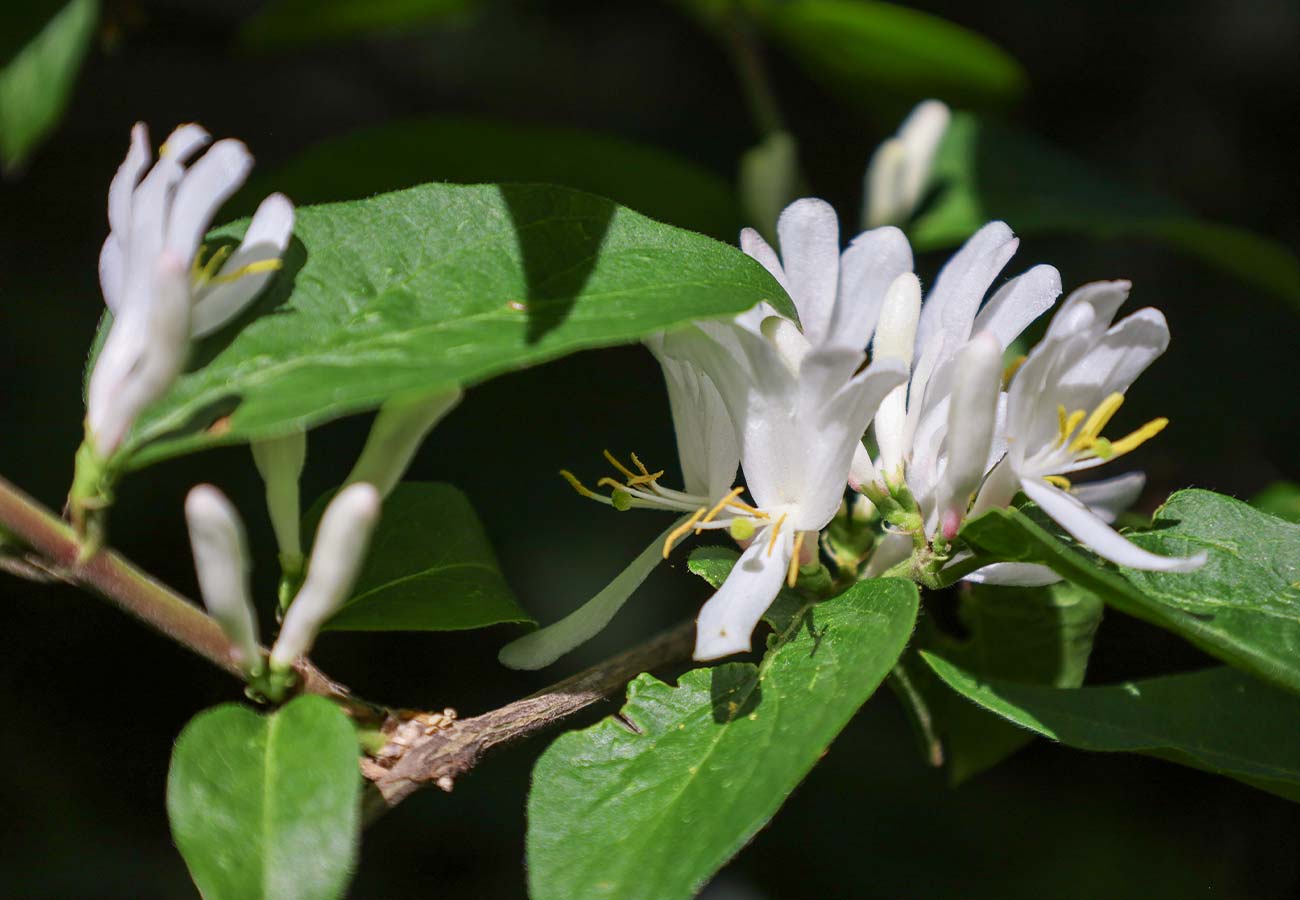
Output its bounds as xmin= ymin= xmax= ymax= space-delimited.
xmin=367 ymin=621 xmax=696 ymax=807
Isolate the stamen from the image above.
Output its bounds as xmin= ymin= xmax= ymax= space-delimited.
xmin=629 ymin=452 xmax=651 ymax=476
xmin=1057 ymin=409 xmax=1086 ymax=446
xmin=626 ymin=469 xmax=665 ymax=487
xmin=1107 ymin=417 xmax=1168 ymax=457
xmin=663 ymin=508 xmax=708 ymax=559
xmin=696 ymin=487 xmax=746 ymax=533
xmin=1002 ymin=354 xmax=1027 ymax=388
xmin=1044 ymin=474 xmax=1072 ymax=490
xmin=560 ymin=469 xmax=604 ymax=502
xmin=205 ymin=258 xmax=282 ymax=286
xmin=602 ymin=449 xmax=638 ymax=481
xmin=1069 ymin=392 xmax=1124 ymax=453
xmin=725 ymin=498 xmax=770 ymax=519
xmin=766 ymin=512 xmax=788 ymax=557
xmin=787 ymin=531 xmax=806 ymax=587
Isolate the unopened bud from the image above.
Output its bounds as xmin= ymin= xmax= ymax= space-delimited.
xmin=873 ymin=273 xmax=923 ymax=476
xmin=863 ymin=100 xmax=950 ymax=229
xmin=185 ymin=485 xmax=261 ymax=675
xmin=251 ymin=429 xmax=307 ymax=565
xmin=346 ymin=388 xmax=462 ymax=498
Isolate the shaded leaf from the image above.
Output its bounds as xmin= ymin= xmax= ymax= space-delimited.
xmin=0 ymin=0 xmax=97 ymax=172
xmin=166 ymin=696 xmax=361 ymax=900
xmin=242 ymin=0 xmax=479 ymax=49
xmin=236 ymin=116 xmax=742 ymax=240
xmin=111 ymin=182 xmax=789 ymax=468
xmin=910 ymin=113 xmax=1300 ymax=306
xmin=958 ymin=490 xmax=1300 ymax=696
xmin=924 ymin=655 xmax=1300 ymax=802
xmin=526 ymin=550 xmax=919 ymax=900
xmin=752 ymin=0 xmax=1025 ymax=114
xmin=302 ymin=482 xmax=531 ymax=632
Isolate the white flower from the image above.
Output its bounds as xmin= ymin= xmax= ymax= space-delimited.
xmin=270 ymin=482 xmax=382 ymax=671
xmin=251 ymin=430 xmax=308 ymax=567
xmin=86 ymin=123 xmax=294 ymax=456
xmin=968 ymin=280 xmax=1207 ymax=574
xmin=345 ymin=388 xmax=463 ymax=498
xmin=185 ymin=484 xmax=262 ymax=675
xmin=862 ymin=100 xmax=950 ymax=230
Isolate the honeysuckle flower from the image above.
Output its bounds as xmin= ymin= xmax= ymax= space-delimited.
xmin=270 ymin=482 xmax=382 ymax=671
xmin=862 ymin=100 xmax=950 ymax=230
xmin=251 ymin=429 xmax=307 ymax=571
xmin=851 ymin=221 xmax=1063 ymax=538
xmin=968 ymin=280 xmax=1207 ymax=574
xmin=344 ymin=387 xmax=463 ymax=498
xmin=499 ymin=336 xmax=739 ymax=670
xmin=186 ymin=484 xmax=261 ymax=676
xmin=86 ymin=122 xmax=294 ymax=457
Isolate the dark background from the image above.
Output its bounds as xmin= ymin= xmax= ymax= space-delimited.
xmin=2 ymin=1 xmax=1299 ymax=897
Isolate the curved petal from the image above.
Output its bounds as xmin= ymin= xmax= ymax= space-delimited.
xmin=1022 ymin=477 xmax=1206 ymax=572
xmin=107 ymin=122 xmax=151 ymax=240
xmin=963 ymin=562 xmax=1062 ymax=586
xmin=98 ymin=236 xmax=125 ymax=313
xmin=739 ymin=227 xmax=789 ymax=291
xmin=694 ymin=528 xmax=793 ymax=661
xmin=833 ymin=225 xmax=913 ymax=351
xmin=776 ymin=198 xmax=840 ymax=346
xmin=190 ymin=193 xmax=295 ymax=338
xmin=914 ymin=220 xmax=1017 ymax=354
xmin=1073 ymin=471 xmax=1145 ymax=524
xmin=165 ymin=138 xmax=253 ymax=262
xmin=498 ymin=518 xmax=682 ymax=670
xmin=971 ymin=263 xmax=1061 ymax=348
xmin=648 ymin=342 xmax=738 ymax=499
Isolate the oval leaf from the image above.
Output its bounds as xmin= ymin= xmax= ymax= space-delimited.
xmin=526 ymin=560 xmax=919 ymax=900
xmin=117 ymin=182 xmax=790 ymax=468
xmin=303 ymin=482 xmax=532 ymax=632
xmin=166 ymin=695 xmax=361 ymax=900
xmin=923 ymin=654 xmax=1300 ymax=802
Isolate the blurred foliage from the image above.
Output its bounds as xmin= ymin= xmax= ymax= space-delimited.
xmin=241 ymin=0 xmax=481 ymax=49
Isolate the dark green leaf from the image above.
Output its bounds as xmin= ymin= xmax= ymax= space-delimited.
xmin=0 ymin=0 xmax=97 ymax=172
xmin=302 ymin=482 xmax=531 ymax=632
xmin=910 ymin=113 xmax=1300 ymax=306
xmin=115 ymin=182 xmax=789 ymax=468
xmin=236 ymin=116 xmax=740 ymax=240
xmin=526 ymin=554 xmax=918 ymax=900
xmin=752 ymin=0 xmax=1025 ymax=114
xmin=923 ymin=655 xmax=1300 ymax=802
xmin=959 ymin=490 xmax=1300 ymax=696
xmin=166 ymin=696 xmax=361 ymax=900
xmin=896 ymin=581 xmax=1103 ymax=783
xmin=1252 ymin=481 xmax=1300 ymax=524
xmin=242 ymin=0 xmax=479 ymax=49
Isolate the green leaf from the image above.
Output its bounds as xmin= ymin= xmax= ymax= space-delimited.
xmin=242 ymin=0 xmax=479 ymax=49
xmin=166 ymin=696 xmax=361 ymax=900
xmin=923 ymin=655 xmax=1300 ymax=802
xmin=0 ymin=0 xmax=97 ymax=172
xmin=895 ymin=581 xmax=1103 ymax=783
xmin=751 ymin=0 xmax=1025 ymax=114
xmin=236 ymin=116 xmax=741 ymax=241
xmin=526 ymin=556 xmax=919 ymax=900
xmin=910 ymin=113 xmax=1300 ymax=307
xmin=114 ymin=182 xmax=789 ymax=468
xmin=958 ymin=490 xmax=1300 ymax=696
xmin=1252 ymin=481 xmax=1300 ymax=524
xmin=302 ymin=482 xmax=532 ymax=632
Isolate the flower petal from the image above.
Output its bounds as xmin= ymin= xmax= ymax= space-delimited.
xmin=1022 ymin=477 xmax=1206 ymax=572
xmin=694 ymin=529 xmax=793 ymax=661
xmin=1073 ymin=471 xmax=1145 ymax=524
xmin=98 ymin=235 xmax=125 ymax=313
xmin=833 ymin=225 xmax=913 ymax=351
xmin=776 ymin=198 xmax=840 ymax=346
xmin=107 ymin=122 xmax=150 ymax=243
xmin=165 ymin=138 xmax=253 ymax=263
xmin=914 ymin=220 xmax=1017 ymax=355
xmin=647 ymin=341 xmax=739 ymax=500
xmin=190 ymin=193 xmax=295 ymax=337
xmin=963 ymin=562 xmax=1062 ymax=586
xmin=971 ymin=263 xmax=1061 ymax=349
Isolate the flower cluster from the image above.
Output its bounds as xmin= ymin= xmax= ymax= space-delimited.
xmin=504 ymin=100 xmax=1204 ymax=669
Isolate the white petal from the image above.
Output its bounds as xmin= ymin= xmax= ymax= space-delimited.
xmin=165 ymin=138 xmax=253 ymax=262
xmin=894 ymin=100 xmax=950 ymax=214
xmin=345 ymin=387 xmax=462 ymax=498
xmin=107 ymin=122 xmax=151 ymax=241
xmin=914 ymin=221 xmax=1017 ymax=355
xmin=833 ymin=226 xmax=913 ymax=351
xmin=740 ymin=227 xmax=789 ymax=292
xmin=1073 ymin=471 xmax=1146 ymax=524
xmin=1056 ymin=306 xmax=1169 ymax=404
xmin=185 ymin=484 xmax=260 ymax=670
xmin=970 ymin=454 xmax=1019 ymax=518
xmin=271 ymin=483 xmax=381 ymax=669
xmin=935 ymin=332 xmax=1002 ymax=535
xmin=863 ymin=531 xmax=911 ymax=577
xmin=963 ymin=562 xmax=1062 ymax=586
xmin=251 ymin=429 xmax=308 ymax=560
xmin=872 ymin=273 xmax=923 ymax=475
xmin=191 ymin=193 xmax=295 ymax=338
xmin=694 ymin=529 xmax=793 ymax=661
xmin=863 ymin=138 xmax=908 ymax=229
xmin=776 ymin=198 xmax=840 ymax=346
xmin=1022 ymin=478 xmax=1206 ymax=572
xmin=499 ymin=519 xmax=681 ymax=670
xmin=971 ymin=263 xmax=1061 ymax=349
xmin=98 ymin=236 xmax=125 ymax=313
xmin=649 ymin=340 xmax=739 ymax=498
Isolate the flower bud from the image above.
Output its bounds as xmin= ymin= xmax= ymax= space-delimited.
xmin=345 ymin=388 xmax=462 ymax=498
xmin=269 ymin=482 xmax=381 ymax=671
xmin=863 ymin=100 xmax=950 ymax=229
xmin=251 ymin=429 xmax=307 ymax=564
xmin=871 ymin=272 xmax=922 ymax=477
xmin=936 ymin=331 xmax=1003 ymax=538
xmin=185 ymin=485 xmax=261 ymax=674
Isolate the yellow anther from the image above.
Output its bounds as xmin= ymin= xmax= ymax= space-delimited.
xmin=629 ymin=452 xmax=651 ymax=476
xmin=626 ymin=469 xmax=665 ymax=487
xmin=1069 ymin=392 xmax=1124 ymax=453
xmin=602 ymin=449 xmax=638 ymax=481
xmin=663 ymin=508 xmax=708 ymax=559
xmin=1057 ymin=408 xmax=1085 ymax=446
xmin=560 ymin=469 xmax=601 ymax=500
xmin=596 ymin=476 xmax=626 ymax=493
xmin=766 ymin=513 xmax=789 ymax=557
xmin=206 ymin=258 xmax=283 ymax=286
xmin=1107 ymin=417 xmax=1168 ymax=458
xmin=1002 ymin=354 xmax=1027 ymax=388
xmin=726 ymin=499 xmax=769 ymax=519
xmin=696 ymin=487 xmax=746 ymax=533
xmin=1044 ymin=474 xmax=1073 ymax=490
xmin=787 ymin=531 xmax=806 ymax=587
